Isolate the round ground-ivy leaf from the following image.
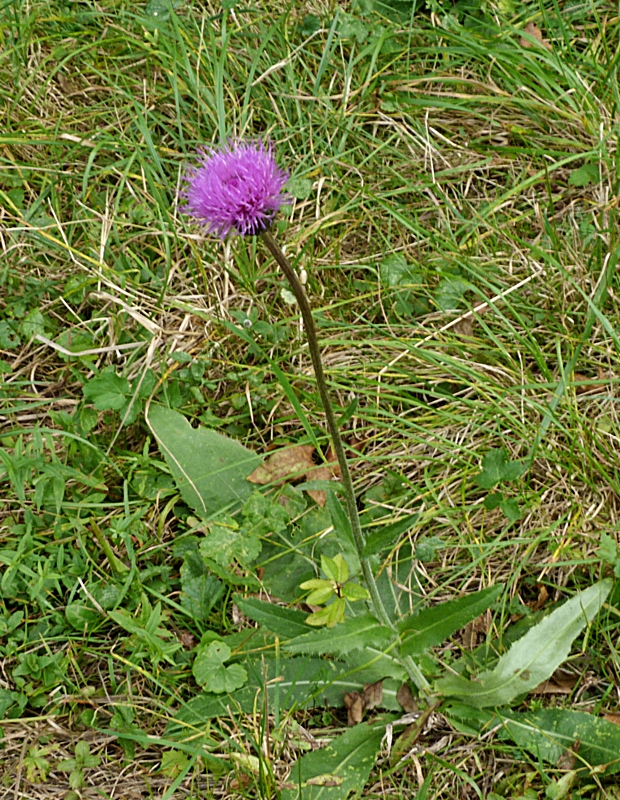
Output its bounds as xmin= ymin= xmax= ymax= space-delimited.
xmin=192 ymin=641 xmax=248 ymax=694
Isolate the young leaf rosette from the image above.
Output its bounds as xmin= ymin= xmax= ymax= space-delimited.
xmin=300 ymin=554 xmax=369 ymax=628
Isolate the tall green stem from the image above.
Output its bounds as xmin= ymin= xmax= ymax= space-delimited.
xmin=261 ymin=230 xmax=430 ymax=696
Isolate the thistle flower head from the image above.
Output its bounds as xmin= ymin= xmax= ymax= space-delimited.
xmin=182 ymin=140 xmax=289 ymax=238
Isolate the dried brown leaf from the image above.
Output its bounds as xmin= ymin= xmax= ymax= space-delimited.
xmin=519 ymin=22 xmax=552 ymax=50
xmin=230 ymin=774 xmax=251 ymax=790
xmin=343 ymin=680 xmax=384 ymax=725
xmin=396 ymin=682 xmax=418 ymax=714
xmin=362 ymin=680 xmax=383 ymax=711
xmin=603 ymin=713 xmax=620 ymax=725
xmin=453 ymin=316 xmax=474 ymax=337
xmin=247 ymin=445 xmax=316 ymax=485
xmin=556 ymin=739 xmax=580 ymax=770
xmin=306 ymin=445 xmax=340 ymax=506
xmin=462 ymin=609 xmax=491 ymax=649
xmin=533 ymin=669 xmax=577 ymax=695
xmin=529 ymin=584 xmax=549 ymax=612
xmin=343 ymin=691 xmax=364 ymax=725
xmin=177 ymin=630 xmax=196 ymax=649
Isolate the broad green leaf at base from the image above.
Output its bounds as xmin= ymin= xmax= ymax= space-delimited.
xmin=147 ymin=404 xmax=261 ymax=517
xmin=436 ymin=580 xmax=611 ymax=707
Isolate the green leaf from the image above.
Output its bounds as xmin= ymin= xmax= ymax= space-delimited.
xmin=83 ymin=369 xmax=130 ymax=411
xmin=301 ymin=580 xmax=336 ymax=605
xmin=361 ymin=513 xmax=419 ymax=557
xmin=476 ymin=448 xmax=524 ymax=490
xmin=65 ymin=603 xmax=100 ymax=630
xmin=287 ymin=177 xmax=313 ymax=200
xmin=233 ymin=596 xmax=310 ymax=639
xmin=69 ymin=769 xmax=85 ymax=790
xmin=599 ymin=532 xmax=617 ymax=565
xmin=322 ymin=553 xmax=348 ymax=584
xmin=305 ymin=598 xmax=346 ymax=628
xmin=326 ymin=492 xmax=354 ymax=550
xmin=242 ymin=491 xmax=289 ymax=537
xmin=286 ymin=614 xmax=392 ymax=655
xmin=20 ymin=309 xmax=45 ymax=340
xmin=198 ymin=555 xmax=261 ymax=588
xmin=180 ymin=552 xmax=224 ymax=620
xmin=436 ymin=580 xmax=611 ymax=707
xmin=167 ymin=658 xmax=403 ymax=733
xmin=160 ymin=750 xmax=191 ymax=778
xmin=568 ymin=163 xmax=599 ymax=187
xmin=339 ymin=13 xmax=370 ymax=43
xmin=147 ymin=405 xmax=262 ymax=516
xmin=441 ymin=702 xmax=497 ymax=736
xmin=500 ymin=498 xmax=521 ymax=522
xmin=0 ymin=321 xmax=19 ymax=349
xmin=199 ymin=522 xmax=261 ymax=567
xmin=483 ymin=492 xmax=504 ymax=511
xmin=341 ymin=582 xmax=370 ymax=601
xmin=434 ymin=277 xmax=469 ymax=311
xmin=399 ymin=585 xmax=504 ymax=657
xmin=300 ymin=13 xmax=321 ymax=36
xmin=496 ymin=707 xmax=620 ymax=775
xmin=192 ymin=641 xmax=248 ymax=694
xmin=326 ymin=491 xmax=360 ymax=573
xmin=414 ymin=536 xmax=443 ymax=563
xmin=379 ymin=254 xmax=417 ymax=287
xmin=501 ymin=460 xmax=525 ymax=482
xmin=281 ymin=720 xmax=387 ymax=800
xmin=545 ymin=771 xmax=577 ymax=799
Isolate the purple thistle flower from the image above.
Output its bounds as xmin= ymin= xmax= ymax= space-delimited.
xmin=182 ymin=140 xmax=289 ymax=238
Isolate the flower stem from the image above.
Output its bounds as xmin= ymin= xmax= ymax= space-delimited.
xmin=260 ymin=229 xmax=431 ymax=696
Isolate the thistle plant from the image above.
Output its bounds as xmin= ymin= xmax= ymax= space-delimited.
xmin=179 ymin=140 xmax=612 ymax=727
xmin=182 ymin=139 xmax=431 ymax=695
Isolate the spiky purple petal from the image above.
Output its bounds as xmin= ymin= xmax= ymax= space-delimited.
xmin=182 ymin=140 xmax=289 ymax=238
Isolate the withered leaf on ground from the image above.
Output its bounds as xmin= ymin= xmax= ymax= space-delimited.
xmin=396 ymin=682 xmax=418 ymax=714
xmin=519 ymin=22 xmax=552 ymax=50
xmin=306 ymin=445 xmax=341 ymax=507
xmin=177 ymin=630 xmax=196 ymax=649
xmin=230 ymin=774 xmax=251 ymax=790
xmin=556 ymin=739 xmax=580 ymax=770
xmin=362 ymin=680 xmax=383 ymax=711
xmin=528 ymin=584 xmax=549 ymax=612
xmin=343 ymin=690 xmax=364 ymax=725
xmin=462 ymin=609 xmax=491 ymax=650
xmin=532 ymin=669 xmax=577 ymax=695
xmin=603 ymin=713 xmax=620 ymax=725
xmin=343 ymin=680 xmax=384 ymax=725
xmin=247 ymin=444 xmax=316 ymax=485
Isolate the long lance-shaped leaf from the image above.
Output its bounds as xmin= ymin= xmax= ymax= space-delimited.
xmin=399 ymin=584 xmax=504 ymax=657
xmin=166 ymin=658 xmax=405 ymax=735
xmin=284 ymin=614 xmax=392 ymax=656
xmin=436 ymin=580 xmax=611 ymax=707
xmin=233 ymin=595 xmax=311 ymax=639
